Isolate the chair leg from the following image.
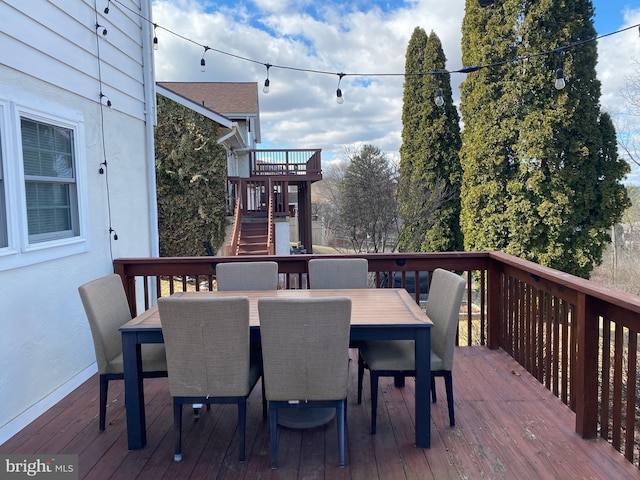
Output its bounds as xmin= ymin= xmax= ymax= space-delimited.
xmin=99 ymin=375 xmax=108 ymax=431
xmin=269 ymin=403 xmax=278 ymax=469
xmin=443 ymin=371 xmax=455 ymax=427
xmin=238 ymin=399 xmax=247 ymax=461
xmin=431 ymin=375 xmax=437 ymax=403
xmin=370 ymin=372 xmax=379 ymax=434
xmin=173 ymin=401 xmax=183 ymax=461
xmin=261 ymin=379 xmax=267 ymax=420
xmin=337 ymin=400 xmax=346 ymax=467
xmin=357 ymin=356 xmax=364 ymax=405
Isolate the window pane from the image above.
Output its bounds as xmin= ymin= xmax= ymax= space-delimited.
xmin=21 ymin=117 xmax=77 ymax=242
xmin=25 ymin=183 xmax=72 ymax=237
xmin=21 ymin=119 xmax=74 ymax=179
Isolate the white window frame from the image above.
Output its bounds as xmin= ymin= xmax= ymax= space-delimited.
xmin=0 ymin=102 xmax=8 ymax=249
xmin=0 ymin=95 xmax=88 ymax=271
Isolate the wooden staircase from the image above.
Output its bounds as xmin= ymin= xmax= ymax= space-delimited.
xmin=236 ymin=220 xmax=270 ymax=255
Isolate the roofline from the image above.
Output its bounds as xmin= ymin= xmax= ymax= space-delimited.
xmin=155 ymin=84 xmax=234 ymax=128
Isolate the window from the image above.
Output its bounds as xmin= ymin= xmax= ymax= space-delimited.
xmin=0 ymin=94 xmax=87 ymax=270
xmin=21 ymin=118 xmax=78 ymax=243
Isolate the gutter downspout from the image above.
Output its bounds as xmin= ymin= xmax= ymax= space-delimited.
xmin=141 ymin=0 xmax=159 ymax=259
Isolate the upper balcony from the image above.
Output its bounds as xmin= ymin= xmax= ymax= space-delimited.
xmin=249 ymin=149 xmax=322 ymax=181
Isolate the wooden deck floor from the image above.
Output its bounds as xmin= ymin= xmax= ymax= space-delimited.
xmin=2 ymin=346 xmax=638 ymax=479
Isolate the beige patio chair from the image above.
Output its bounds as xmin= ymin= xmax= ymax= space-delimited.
xmin=258 ymin=297 xmax=352 ymax=468
xmin=308 ymin=257 xmax=368 ymax=289
xmin=216 ymin=261 xmax=279 ymax=291
xmin=78 ymin=274 xmax=167 ymax=431
xmin=157 ymin=295 xmax=264 ymax=462
xmin=357 ymin=268 xmax=466 ymax=433
xmin=216 ymin=260 xmax=277 ymax=419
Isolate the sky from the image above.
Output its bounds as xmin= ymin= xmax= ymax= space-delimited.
xmin=150 ymin=0 xmax=640 ymax=181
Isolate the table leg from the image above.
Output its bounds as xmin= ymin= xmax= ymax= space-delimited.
xmin=122 ymin=333 xmax=146 ymax=449
xmin=414 ymin=327 xmax=431 ymax=448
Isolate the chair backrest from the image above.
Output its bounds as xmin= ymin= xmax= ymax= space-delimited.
xmin=158 ymin=296 xmax=252 ymax=398
xmin=78 ymin=274 xmax=132 ymax=375
xmin=425 ymin=269 xmax=466 ymax=371
xmin=308 ymin=258 xmax=368 ymax=289
xmin=258 ymin=297 xmax=351 ymax=401
xmin=216 ymin=261 xmax=279 ymax=291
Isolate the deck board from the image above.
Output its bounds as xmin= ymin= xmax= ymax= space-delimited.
xmin=2 ymin=346 xmax=638 ymax=479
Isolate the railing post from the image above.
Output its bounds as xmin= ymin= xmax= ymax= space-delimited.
xmin=574 ymin=292 xmax=599 ymax=438
xmin=487 ymin=257 xmax=502 ymax=349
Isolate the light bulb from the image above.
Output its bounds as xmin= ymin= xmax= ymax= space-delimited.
xmin=263 ymin=78 xmax=270 ymax=94
xmin=153 ymin=36 xmax=158 ymax=50
xmin=336 ymin=88 xmax=344 ymax=104
xmin=555 ymin=68 xmax=565 ymax=90
xmin=200 ymin=58 xmax=206 ymax=72
xmin=435 ymin=88 xmax=444 ymax=107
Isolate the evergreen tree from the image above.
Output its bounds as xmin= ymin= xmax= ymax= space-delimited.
xmin=398 ymin=28 xmax=463 ymax=253
xmin=155 ymin=95 xmax=228 ymax=257
xmin=459 ymin=0 xmax=629 ymax=277
xmin=340 ymin=144 xmax=398 ymax=253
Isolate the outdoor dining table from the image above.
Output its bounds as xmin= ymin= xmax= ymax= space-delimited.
xmin=119 ymin=288 xmax=433 ymax=450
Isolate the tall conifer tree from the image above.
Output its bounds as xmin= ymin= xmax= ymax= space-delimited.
xmin=398 ymin=28 xmax=463 ymax=252
xmin=459 ymin=0 xmax=629 ymax=277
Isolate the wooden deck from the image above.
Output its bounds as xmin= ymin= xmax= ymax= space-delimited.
xmin=2 ymin=347 xmax=638 ymax=479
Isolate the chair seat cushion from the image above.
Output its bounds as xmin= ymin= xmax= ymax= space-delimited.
xmin=359 ymin=340 xmax=444 ymax=372
xmin=107 ymin=343 xmax=167 ymax=375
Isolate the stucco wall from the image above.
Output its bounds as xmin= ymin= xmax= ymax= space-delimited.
xmin=0 ymin=68 xmax=155 ymax=444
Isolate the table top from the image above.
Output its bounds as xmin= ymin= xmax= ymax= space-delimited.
xmin=120 ymin=288 xmax=432 ymax=332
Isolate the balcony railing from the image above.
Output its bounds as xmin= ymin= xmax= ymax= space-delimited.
xmin=250 ymin=149 xmax=322 ymax=178
xmin=113 ymin=251 xmax=640 ymax=467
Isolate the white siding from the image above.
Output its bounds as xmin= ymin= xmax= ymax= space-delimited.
xmin=0 ymin=0 xmax=150 ymax=121
xmin=0 ymin=0 xmax=156 ymax=443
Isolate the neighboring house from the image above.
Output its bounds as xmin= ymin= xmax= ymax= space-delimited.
xmin=156 ymin=82 xmax=322 ymax=255
xmin=0 ymin=1 xmax=158 ymax=443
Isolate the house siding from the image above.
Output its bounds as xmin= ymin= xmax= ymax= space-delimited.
xmin=0 ymin=0 xmax=156 ymax=443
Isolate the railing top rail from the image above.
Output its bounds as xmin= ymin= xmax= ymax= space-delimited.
xmin=488 ymin=251 xmax=640 ymax=314
xmin=251 ymin=149 xmax=322 ymax=153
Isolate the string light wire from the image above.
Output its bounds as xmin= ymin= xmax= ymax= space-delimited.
xmin=94 ymin=0 xmax=118 ymax=259
xmin=109 ymin=0 xmax=639 ymax=91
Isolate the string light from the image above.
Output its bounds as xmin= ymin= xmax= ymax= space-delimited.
xmin=106 ymin=0 xmax=639 ymax=104
xmin=200 ymin=46 xmax=210 ymax=72
xmin=99 ymin=92 xmax=112 ymax=107
xmin=104 ymin=1 xmax=110 ymax=14
xmin=95 ymin=23 xmax=107 ymax=36
xmin=94 ymin=3 xmax=119 ymax=254
xmin=153 ymin=24 xmax=158 ymax=50
xmin=336 ymin=73 xmax=345 ymax=104
xmin=434 ymin=73 xmax=444 ymax=107
xmin=263 ymin=63 xmax=271 ymax=93
xmin=554 ymin=49 xmax=566 ymax=90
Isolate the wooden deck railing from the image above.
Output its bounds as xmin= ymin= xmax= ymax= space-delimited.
xmin=250 ymin=149 xmax=322 ymax=177
xmin=225 ymin=196 xmax=241 ymax=256
xmin=113 ymin=251 xmax=640 ymax=466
